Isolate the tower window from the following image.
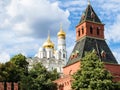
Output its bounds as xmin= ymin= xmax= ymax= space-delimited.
xmin=90 ymin=26 xmax=93 ymax=34
xmin=97 ymin=27 xmax=100 ymax=35
xmin=78 ymin=28 xmax=80 ymax=36
xmin=82 ymin=26 xmax=84 ymax=34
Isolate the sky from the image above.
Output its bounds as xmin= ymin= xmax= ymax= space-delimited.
xmin=0 ymin=0 xmax=120 ymax=63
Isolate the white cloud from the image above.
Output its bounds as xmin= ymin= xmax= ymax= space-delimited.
xmin=0 ymin=52 xmax=10 ymax=63
xmin=0 ymin=0 xmax=120 ymax=64
xmin=0 ymin=0 xmax=70 ymax=63
xmin=105 ymin=15 xmax=120 ymax=43
xmin=5 ymin=0 xmax=70 ymax=38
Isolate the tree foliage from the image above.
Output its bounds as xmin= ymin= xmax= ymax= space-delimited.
xmin=0 ymin=53 xmax=59 ymax=90
xmin=10 ymin=53 xmax=28 ymax=74
xmin=72 ymin=52 xmax=116 ymax=90
xmin=20 ymin=62 xmax=58 ymax=90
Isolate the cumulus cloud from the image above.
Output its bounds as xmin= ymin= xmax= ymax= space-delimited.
xmin=105 ymin=15 xmax=120 ymax=43
xmin=0 ymin=0 xmax=120 ymax=64
xmin=0 ymin=0 xmax=70 ymax=63
xmin=5 ymin=0 xmax=70 ymax=38
xmin=0 ymin=52 xmax=10 ymax=63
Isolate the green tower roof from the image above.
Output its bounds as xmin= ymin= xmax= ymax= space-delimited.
xmin=79 ymin=4 xmax=102 ymax=24
xmin=66 ymin=37 xmax=118 ymax=66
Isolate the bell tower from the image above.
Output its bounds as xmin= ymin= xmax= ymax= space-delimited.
xmin=66 ymin=1 xmax=118 ymax=66
xmin=76 ymin=3 xmax=104 ymax=41
xmin=54 ymin=1 xmax=120 ymax=90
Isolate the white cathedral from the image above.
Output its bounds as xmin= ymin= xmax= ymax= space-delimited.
xmin=27 ymin=26 xmax=67 ymax=73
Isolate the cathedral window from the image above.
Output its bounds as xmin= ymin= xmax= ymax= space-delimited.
xmin=63 ymin=54 xmax=65 ymax=58
xmin=49 ymin=51 xmax=51 ymax=57
xmin=90 ymin=26 xmax=93 ymax=34
xmin=82 ymin=26 xmax=84 ymax=34
xmin=97 ymin=27 xmax=100 ymax=35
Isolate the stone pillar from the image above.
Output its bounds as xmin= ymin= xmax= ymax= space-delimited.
xmin=14 ymin=83 xmax=18 ymax=90
xmin=0 ymin=82 xmax=4 ymax=90
xmin=6 ymin=82 xmax=11 ymax=90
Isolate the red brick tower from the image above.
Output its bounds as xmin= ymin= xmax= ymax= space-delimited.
xmin=54 ymin=2 xmax=120 ymax=90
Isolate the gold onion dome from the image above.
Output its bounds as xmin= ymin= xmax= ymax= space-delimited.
xmin=43 ymin=35 xmax=54 ymax=48
xmin=57 ymin=25 xmax=66 ymax=37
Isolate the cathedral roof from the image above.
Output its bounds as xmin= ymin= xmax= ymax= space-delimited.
xmin=66 ymin=37 xmax=118 ymax=66
xmin=43 ymin=34 xmax=54 ymax=49
xmin=79 ymin=3 xmax=102 ymax=24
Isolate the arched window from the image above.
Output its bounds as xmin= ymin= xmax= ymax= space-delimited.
xmin=69 ymin=70 xmax=72 ymax=75
xmin=90 ymin=26 xmax=93 ymax=34
xmin=97 ymin=27 xmax=100 ymax=35
xmin=78 ymin=28 xmax=80 ymax=36
xmin=82 ymin=26 xmax=84 ymax=34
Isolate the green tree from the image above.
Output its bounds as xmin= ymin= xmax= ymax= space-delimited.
xmin=10 ymin=54 xmax=28 ymax=73
xmin=0 ymin=63 xmax=9 ymax=81
xmin=20 ymin=62 xmax=57 ymax=90
xmin=72 ymin=52 xmax=115 ymax=90
xmin=0 ymin=54 xmax=28 ymax=82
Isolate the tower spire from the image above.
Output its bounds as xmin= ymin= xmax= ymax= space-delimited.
xmin=47 ymin=30 xmax=50 ymax=40
xmin=88 ymin=0 xmax=90 ymax=5
xmin=60 ymin=23 xmax=63 ymax=31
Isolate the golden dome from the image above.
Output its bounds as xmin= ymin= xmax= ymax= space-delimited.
xmin=43 ymin=35 xmax=54 ymax=49
xmin=57 ymin=25 xmax=66 ymax=37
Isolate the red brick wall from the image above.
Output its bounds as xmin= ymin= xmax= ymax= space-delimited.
xmin=0 ymin=82 xmax=4 ymax=90
xmin=54 ymin=75 xmax=73 ymax=90
xmin=105 ymin=63 xmax=120 ymax=82
xmin=6 ymin=83 xmax=11 ymax=90
xmin=76 ymin=21 xmax=104 ymax=41
xmin=0 ymin=82 xmax=18 ymax=90
xmin=14 ymin=83 xmax=18 ymax=90
xmin=63 ymin=61 xmax=80 ymax=75
xmin=55 ymin=62 xmax=120 ymax=90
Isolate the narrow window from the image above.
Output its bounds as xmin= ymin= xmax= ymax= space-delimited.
xmin=78 ymin=30 xmax=80 ymax=36
xmin=97 ymin=27 xmax=100 ymax=35
xmin=82 ymin=26 xmax=84 ymax=34
xmin=49 ymin=51 xmax=51 ymax=57
xmin=90 ymin=26 xmax=93 ymax=34
xmin=63 ymin=54 xmax=65 ymax=58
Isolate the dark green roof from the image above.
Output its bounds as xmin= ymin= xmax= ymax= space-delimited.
xmin=66 ymin=37 xmax=118 ymax=66
xmin=79 ymin=4 xmax=102 ymax=24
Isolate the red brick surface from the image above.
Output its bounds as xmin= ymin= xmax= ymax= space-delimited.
xmin=76 ymin=21 xmax=104 ymax=41
xmin=6 ymin=83 xmax=11 ymax=90
xmin=105 ymin=63 xmax=120 ymax=82
xmin=55 ymin=61 xmax=120 ymax=90
xmin=14 ymin=83 xmax=18 ymax=90
xmin=0 ymin=82 xmax=4 ymax=90
xmin=63 ymin=61 xmax=80 ymax=75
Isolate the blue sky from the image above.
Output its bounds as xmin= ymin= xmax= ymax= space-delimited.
xmin=0 ymin=0 xmax=120 ymax=63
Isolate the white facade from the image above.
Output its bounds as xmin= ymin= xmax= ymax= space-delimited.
xmin=28 ymin=27 xmax=67 ymax=73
